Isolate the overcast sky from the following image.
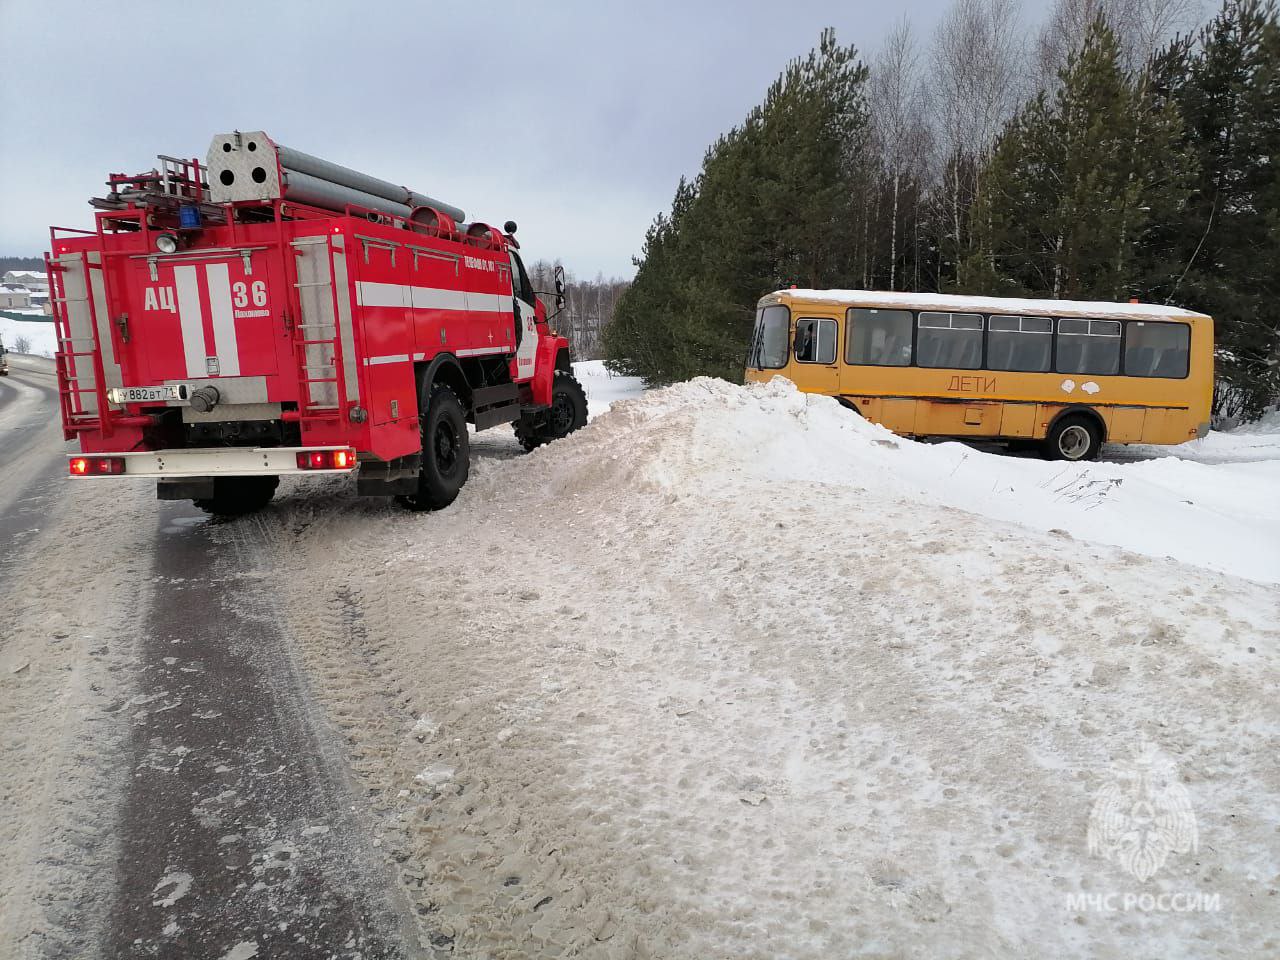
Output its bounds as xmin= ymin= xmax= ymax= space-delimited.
xmin=0 ymin=0 xmax=968 ymax=278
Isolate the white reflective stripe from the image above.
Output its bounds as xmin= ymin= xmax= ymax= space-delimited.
xmin=464 ymin=292 xmax=507 ymax=313
xmin=173 ymin=265 xmax=207 ymax=378
xmin=355 ymin=280 xmax=408 ymax=309
xmin=355 ymin=281 xmax=509 ymax=313
xmin=412 ymin=286 xmax=467 ymax=311
xmin=363 ymin=354 xmax=411 ymax=366
xmin=204 ymin=262 xmax=240 ymax=376
xmin=455 ymin=346 xmax=509 ymax=357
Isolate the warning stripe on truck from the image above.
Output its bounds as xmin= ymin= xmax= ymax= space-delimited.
xmin=354 ymin=281 xmax=509 ymax=313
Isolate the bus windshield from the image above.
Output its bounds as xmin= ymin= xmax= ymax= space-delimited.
xmin=750 ymin=305 xmax=790 ymax=370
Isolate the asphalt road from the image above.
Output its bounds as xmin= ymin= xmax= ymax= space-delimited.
xmin=0 ymin=357 xmax=418 ymax=959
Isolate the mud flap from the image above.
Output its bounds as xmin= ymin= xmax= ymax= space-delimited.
xmin=157 ymin=478 xmax=216 ymax=500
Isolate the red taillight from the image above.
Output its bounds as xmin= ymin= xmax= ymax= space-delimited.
xmin=69 ymin=456 xmax=125 ymax=476
xmin=296 ymin=449 xmax=356 ymax=471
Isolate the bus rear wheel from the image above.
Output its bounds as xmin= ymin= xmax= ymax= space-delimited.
xmin=1044 ymin=415 xmax=1101 ymax=462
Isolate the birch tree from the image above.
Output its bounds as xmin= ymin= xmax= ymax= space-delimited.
xmin=869 ymin=18 xmax=932 ymax=289
xmin=929 ymin=0 xmax=1027 ymax=289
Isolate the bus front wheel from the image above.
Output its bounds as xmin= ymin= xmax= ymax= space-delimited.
xmin=1044 ymin=415 xmax=1101 ymax=462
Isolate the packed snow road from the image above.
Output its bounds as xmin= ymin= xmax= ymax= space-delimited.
xmin=0 ymin=358 xmax=414 ymax=959
xmin=1 ymin=360 xmax=1278 ymax=959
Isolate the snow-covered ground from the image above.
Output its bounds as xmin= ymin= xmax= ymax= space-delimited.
xmin=573 ymin=359 xmax=647 ymax=419
xmin=1116 ymin=409 xmax=1280 ymax=465
xmin=248 ymin=375 xmax=1279 ymax=958
xmin=0 ymin=315 xmax=58 ymax=358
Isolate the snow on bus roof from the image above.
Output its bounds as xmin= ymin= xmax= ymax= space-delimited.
xmin=768 ymin=288 xmax=1210 ymax=322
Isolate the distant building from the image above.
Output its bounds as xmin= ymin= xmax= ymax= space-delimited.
xmin=3 ymin=271 xmax=49 ymax=292
xmin=29 ymin=290 xmax=52 ymax=315
xmin=0 ymin=284 xmax=33 ymax=309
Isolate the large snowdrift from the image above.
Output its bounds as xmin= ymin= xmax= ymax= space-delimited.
xmin=505 ymin=376 xmax=1280 ymax=584
xmin=256 ymin=376 xmax=1280 ymax=959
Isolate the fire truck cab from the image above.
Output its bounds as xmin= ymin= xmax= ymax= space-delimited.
xmin=50 ymin=131 xmax=587 ymax=515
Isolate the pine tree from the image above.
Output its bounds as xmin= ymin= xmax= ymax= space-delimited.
xmin=602 ymin=179 xmax=695 ymax=382
xmin=1166 ymin=0 xmax=1280 ymax=418
xmin=604 ymin=30 xmax=870 ymax=383
xmin=966 ymin=15 xmax=1193 ymax=300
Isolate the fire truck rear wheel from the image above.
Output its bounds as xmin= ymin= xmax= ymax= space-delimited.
xmin=192 ymin=476 xmax=280 ymax=517
xmin=514 ymin=372 xmax=589 ymax=452
xmin=398 ymin=383 xmax=469 ymax=511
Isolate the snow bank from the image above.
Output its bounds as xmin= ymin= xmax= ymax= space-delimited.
xmin=0 ymin=316 xmax=58 ymax=358
xmin=504 ymin=376 xmax=1280 ymax=584
xmin=258 ymin=371 xmax=1280 ymax=958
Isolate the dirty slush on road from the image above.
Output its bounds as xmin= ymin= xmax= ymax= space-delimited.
xmin=1 ymin=364 xmax=417 ymax=960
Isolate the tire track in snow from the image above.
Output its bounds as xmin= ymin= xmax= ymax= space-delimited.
xmin=101 ymin=501 xmax=418 ymax=959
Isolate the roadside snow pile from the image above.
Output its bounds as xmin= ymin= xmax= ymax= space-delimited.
xmin=0 ymin=316 xmax=57 ymax=358
xmin=261 ymin=373 xmax=1279 ymax=958
xmin=499 ymin=376 xmax=1280 ymax=584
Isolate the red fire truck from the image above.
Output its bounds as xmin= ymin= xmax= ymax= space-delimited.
xmin=49 ymin=131 xmax=587 ymax=515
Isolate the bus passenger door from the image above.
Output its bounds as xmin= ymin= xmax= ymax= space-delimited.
xmin=790 ymin=316 xmax=840 ymax=395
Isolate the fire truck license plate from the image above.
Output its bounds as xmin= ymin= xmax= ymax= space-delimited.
xmin=109 ymin=384 xmax=187 ymax=404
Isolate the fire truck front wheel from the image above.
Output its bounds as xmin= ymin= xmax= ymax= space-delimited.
xmin=192 ymin=476 xmax=280 ymax=517
xmin=398 ymin=383 xmax=470 ymax=511
xmin=514 ymin=372 xmax=589 ymax=452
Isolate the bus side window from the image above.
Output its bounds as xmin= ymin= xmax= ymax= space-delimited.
xmin=988 ymin=315 xmax=1052 ymax=372
xmin=847 ymin=308 xmax=912 ymax=366
xmin=917 ymin=312 xmax=983 ymax=369
xmin=795 ymin=318 xmax=836 ymax=364
xmin=1056 ymin=319 xmax=1121 ymax=375
xmin=1124 ymin=321 xmax=1190 ymax=378
xmin=795 ymin=320 xmax=816 ymax=362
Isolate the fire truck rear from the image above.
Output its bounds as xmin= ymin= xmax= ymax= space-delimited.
xmin=48 ymin=131 xmax=587 ymax=515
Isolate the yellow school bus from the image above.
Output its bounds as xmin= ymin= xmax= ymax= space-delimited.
xmin=745 ymin=289 xmax=1213 ymax=460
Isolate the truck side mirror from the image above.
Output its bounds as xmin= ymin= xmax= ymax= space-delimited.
xmin=553 ymin=265 xmax=566 ymax=311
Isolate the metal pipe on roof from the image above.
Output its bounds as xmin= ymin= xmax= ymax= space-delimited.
xmin=274 ymin=144 xmax=465 ymax=223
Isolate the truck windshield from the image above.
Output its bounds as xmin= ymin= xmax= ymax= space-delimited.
xmin=509 ymin=250 xmax=536 ymax=306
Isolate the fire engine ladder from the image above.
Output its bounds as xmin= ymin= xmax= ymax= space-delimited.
xmin=46 ymin=250 xmax=113 ymax=435
xmin=289 ymin=241 xmax=349 ymax=423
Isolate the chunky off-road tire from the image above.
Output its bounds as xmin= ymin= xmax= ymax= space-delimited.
xmin=398 ymin=383 xmax=469 ymax=511
xmin=513 ymin=371 xmax=589 ymax=452
xmin=1043 ymin=414 xmax=1102 ymax=462
xmin=193 ymin=476 xmax=280 ymax=517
